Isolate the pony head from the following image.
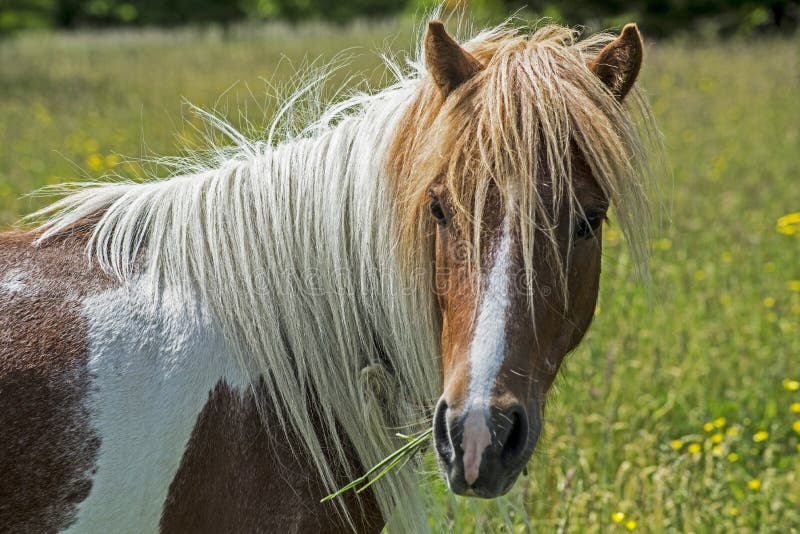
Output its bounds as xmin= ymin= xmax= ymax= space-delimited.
xmin=392 ymin=21 xmax=649 ymax=497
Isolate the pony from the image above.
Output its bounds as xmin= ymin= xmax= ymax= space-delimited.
xmin=0 ymin=18 xmax=655 ymax=533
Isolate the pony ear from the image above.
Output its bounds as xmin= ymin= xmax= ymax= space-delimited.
xmin=425 ymin=20 xmax=484 ymax=98
xmin=589 ymin=23 xmax=644 ymax=101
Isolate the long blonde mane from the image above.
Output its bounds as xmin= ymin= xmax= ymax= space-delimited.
xmin=31 ymin=19 xmax=657 ymax=532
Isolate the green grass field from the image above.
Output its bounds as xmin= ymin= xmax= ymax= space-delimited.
xmin=1 ymin=20 xmax=798 ymax=532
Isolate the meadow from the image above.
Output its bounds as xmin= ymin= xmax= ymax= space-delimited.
xmin=1 ymin=19 xmax=798 ymax=532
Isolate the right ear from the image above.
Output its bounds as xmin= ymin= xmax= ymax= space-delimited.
xmin=589 ymin=23 xmax=644 ymax=101
xmin=425 ymin=20 xmax=484 ymax=98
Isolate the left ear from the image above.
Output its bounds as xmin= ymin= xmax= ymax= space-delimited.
xmin=425 ymin=20 xmax=484 ymax=98
xmin=589 ymin=23 xmax=643 ymax=101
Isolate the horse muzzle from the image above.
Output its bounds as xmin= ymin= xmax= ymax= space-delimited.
xmin=432 ymin=396 xmax=541 ymax=497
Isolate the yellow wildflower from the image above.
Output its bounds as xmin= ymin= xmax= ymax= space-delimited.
xmin=694 ymin=270 xmax=707 ymax=281
xmin=86 ymin=154 xmax=103 ymax=172
xmin=730 ymin=507 xmax=739 ymax=517
xmin=726 ymin=425 xmax=740 ymax=436
xmin=753 ymin=431 xmax=769 ymax=442
xmin=721 ymin=251 xmax=733 ymax=263
xmin=669 ymin=440 xmax=683 ymax=450
xmin=788 ymin=280 xmax=800 ymax=292
xmin=790 ymin=403 xmax=800 ymax=413
xmin=611 ymin=512 xmax=625 ymax=523
xmin=688 ymin=443 xmax=702 ymax=454
xmin=625 ymin=520 xmax=637 ymax=531
xmin=657 ymin=238 xmax=672 ymax=251
xmin=777 ymin=212 xmax=800 ymax=235
xmin=763 ymin=297 xmax=776 ymax=308
xmin=713 ymin=417 xmax=726 ymax=428
xmin=728 ymin=452 xmax=739 ymax=462
xmin=748 ymin=479 xmax=761 ymax=491
xmin=792 ymin=420 xmax=800 ymax=434
xmin=703 ymin=422 xmax=714 ymax=432
xmin=783 ymin=379 xmax=800 ymax=391
xmin=712 ymin=446 xmax=724 ymax=456
xmin=779 ymin=224 xmax=798 ymax=235
xmin=711 ymin=433 xmax=724 ymax=444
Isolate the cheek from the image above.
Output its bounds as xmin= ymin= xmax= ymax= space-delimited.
xmin=435 ymin=229 xmax=475 ymax=313
xmin=438 ymin=294 xmax=475 ymax=400
xmin=434 ymin=229 xmax=475 ymax=384
xmin=440 ymin=314 xmax=454 ymax=374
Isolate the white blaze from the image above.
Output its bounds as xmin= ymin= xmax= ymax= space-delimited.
xmin=461 ymin=217 xmax=512 ymax=486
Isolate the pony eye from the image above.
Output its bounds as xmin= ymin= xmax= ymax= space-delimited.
xmin=429 ymin=194 xmax=447 ymax=226
xmin=575 ymin=210 xmax=606 ymax=239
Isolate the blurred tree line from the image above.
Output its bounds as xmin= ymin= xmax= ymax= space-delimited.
xmin=0 ymin=0 xmax=797 ymax=36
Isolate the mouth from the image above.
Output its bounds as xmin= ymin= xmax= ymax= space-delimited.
xmin=435 ymin=402 xmax=541 ymax=498
xmin=447 ymin=469 xmax=521 ymax=498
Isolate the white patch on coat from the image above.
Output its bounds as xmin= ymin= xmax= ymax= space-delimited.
xmin=461 ymin=217 xmax=512 ymax=485
xmin=64 ymin=278 xmax=249 ymax=534
xmin=1 ymin=269 xmax=26 ymax=294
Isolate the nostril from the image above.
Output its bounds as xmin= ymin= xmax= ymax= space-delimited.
xmin=500 ymin=406 xmax=528 ymax=464
xmin=433 ymin=399 xmax=453 ymax=463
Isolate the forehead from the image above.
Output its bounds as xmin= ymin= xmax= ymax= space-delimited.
xmin=434 ymin=103 xmax=608 ymax=220
xmin=436 ymin=150 xmax=608 ymax=227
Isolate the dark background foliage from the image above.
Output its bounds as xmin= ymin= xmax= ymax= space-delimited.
xmin=1 ymin=0 xmax=797 ymax=36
